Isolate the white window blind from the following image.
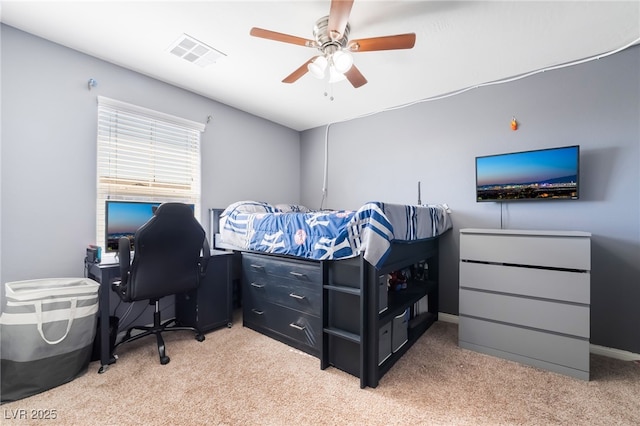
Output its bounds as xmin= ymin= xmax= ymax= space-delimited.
xmin=96 ymin=96 xmax=205 ymax=249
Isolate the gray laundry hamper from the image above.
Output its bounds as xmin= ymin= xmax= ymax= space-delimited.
xmin=1 ymin=278 xmax=99 ymax=404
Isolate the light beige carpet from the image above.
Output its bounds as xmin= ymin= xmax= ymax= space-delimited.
xmin=2 ymin=313 xmax=639 ymax=425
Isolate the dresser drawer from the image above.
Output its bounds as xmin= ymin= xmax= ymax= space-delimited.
xmin=243 ymin=253 xmax=322 ymax=283
xmin=460 ymin=261 xmax=590 ymax=304
xmin=459 ymin=317 xmax=589 ymax=372
xmin=460 ymin=288 xmax=589 ymax=338
xmin=460 ymin=231 xmax=591 ymax=270
xmin=242 ymin=253 xmax=322 ymax=316
xmin=243 ymin=301 xmax=321 ymax=351
xmin=245 ymin=277 xmax=321 ymax=316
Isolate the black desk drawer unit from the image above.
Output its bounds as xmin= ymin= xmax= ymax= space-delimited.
xmin=176 ymin=250 xmax=233 ymax=333
xmin=242 ymin=252 xmax=322 ymax=356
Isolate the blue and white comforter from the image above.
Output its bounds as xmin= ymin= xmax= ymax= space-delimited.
xmin=219 ymin=201 xmax=452 ymax=269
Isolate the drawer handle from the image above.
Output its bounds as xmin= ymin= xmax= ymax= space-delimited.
xmin=289 ymin=293 xmax=306 ymax=300
xmin=289 ymin=323 xmax=306 ymax=331
xmin=250 ymin=264 xmax=265 ymax=271
xmin=250 ymin=282 xmax=265 ymax=288
xmin=289 ymin=271 xmax=306 ymax=278
xmin=251 ymin=309 xmax=264 ymax=315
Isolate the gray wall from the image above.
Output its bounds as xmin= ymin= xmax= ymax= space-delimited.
xmin=300 ymin=45 xmax=640 ymax=354
xmin=0 ymin=25 xmax=301 ymax=286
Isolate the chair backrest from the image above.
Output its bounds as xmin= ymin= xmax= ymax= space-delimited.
xmin=123 ymin=203 xmax=206 ymax=302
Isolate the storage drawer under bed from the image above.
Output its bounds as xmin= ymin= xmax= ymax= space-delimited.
xmin=242 ymin=253 xmax=322 ymax=316
xmin=243 ymin=300 xmax=321 ymax=352
xmin=243 ymin=253 xmax=322 ymax=283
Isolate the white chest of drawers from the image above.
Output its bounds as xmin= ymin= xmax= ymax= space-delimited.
xmin=459 ymin=228 xmax=591 ymax=380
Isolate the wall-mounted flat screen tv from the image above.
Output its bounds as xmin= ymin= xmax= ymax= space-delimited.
xmin=476 ymin=145 xmax=579 ymax=202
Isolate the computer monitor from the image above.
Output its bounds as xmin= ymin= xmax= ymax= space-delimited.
xmin=105 ymin=201 xmax=160 ymax=252
xmin=105 ymin=201 xmax=196 ymax=252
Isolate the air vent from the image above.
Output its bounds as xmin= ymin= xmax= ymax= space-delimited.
xmin=168 ymin=34 xmax=226 ymax=67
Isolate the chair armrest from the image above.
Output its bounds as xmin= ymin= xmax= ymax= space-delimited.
xmin=112 ymin=237 xmax=131 ymax=300
xmin=199 ymin=237 xmax=211 ymax=277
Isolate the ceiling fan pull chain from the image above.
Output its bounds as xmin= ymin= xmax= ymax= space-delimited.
xmin=324 ymin=81 xmax=335 ymax=101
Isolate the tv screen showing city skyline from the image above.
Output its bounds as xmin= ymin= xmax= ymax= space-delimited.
xmin=476 ymin=145 xmax=579 ymax=201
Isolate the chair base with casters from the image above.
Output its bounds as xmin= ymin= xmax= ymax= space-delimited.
xmin=113 ymin=299 xmax=205 ymax=365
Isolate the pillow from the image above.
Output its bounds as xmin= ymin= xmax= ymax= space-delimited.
xmin=275 ymin=203 xmax=312 ymax=213
xmin=220 ymin=200 xmax=278 ymax=217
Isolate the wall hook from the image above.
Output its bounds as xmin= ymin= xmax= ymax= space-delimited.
xmin=88 ymin=78 xmax=97 ymax=91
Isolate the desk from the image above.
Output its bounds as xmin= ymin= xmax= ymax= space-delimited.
xmin=87 ymin=249 xmax=232 ymax=373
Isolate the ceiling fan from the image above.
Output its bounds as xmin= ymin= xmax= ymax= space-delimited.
xmin=249 ymin=0 xmax=416 ymax=88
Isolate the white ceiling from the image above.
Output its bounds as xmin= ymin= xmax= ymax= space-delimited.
xmin=2 ymin=1 xmax=639 ymax=131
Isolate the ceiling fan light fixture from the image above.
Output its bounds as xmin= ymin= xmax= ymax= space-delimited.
xmin=249 ymin=2 xmax=417 ymax=89
xmin=332 ymin=50 xmax=353 ymax=73
xmin=308 ymin=56 xmax=328 ymax=79
xmin=328 ymin=66 xmax=347 ymax=83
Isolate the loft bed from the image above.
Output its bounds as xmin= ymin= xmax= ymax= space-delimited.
xmin=210 ymin=200 xmax=452 ymax=388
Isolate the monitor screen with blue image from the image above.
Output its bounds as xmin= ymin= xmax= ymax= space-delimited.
xmin=104 ymin=200 xmax=194 ymax=251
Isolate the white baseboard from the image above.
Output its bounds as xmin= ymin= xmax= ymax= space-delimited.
xmin=438 ymin=312 xmax=640 ymax=361
xmin=589 ymin=344 xmax=640 ymax=361
xmin=438 ymin=312 xmax=459 ymax=324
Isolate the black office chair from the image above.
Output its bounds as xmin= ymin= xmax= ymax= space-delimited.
xmin=111 ymin=202 xmax=210 ymax=365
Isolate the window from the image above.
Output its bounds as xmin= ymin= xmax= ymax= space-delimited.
xmin=96 ymin=96 xmax=205 ymax=249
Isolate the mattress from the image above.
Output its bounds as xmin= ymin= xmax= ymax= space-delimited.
xmin=218 ymin=201 xmax=452 ymax=269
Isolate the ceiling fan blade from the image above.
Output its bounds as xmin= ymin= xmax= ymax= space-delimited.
xmin=349 ymin=33 xmax=416 ymax=52
xmin=328 ymin=0 xmax=354 ymax=41
xmin=344 ymin=65 xmax=367 ymax=88
xmin=250 ymin=27 xmax=316 ymax=48
xmin=282 ymin=56 xmax=318 ymax=84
